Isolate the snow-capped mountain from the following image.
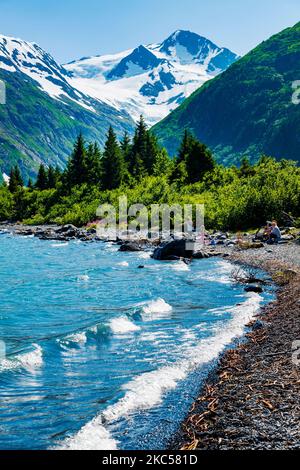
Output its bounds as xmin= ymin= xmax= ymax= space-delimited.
xmin=0 ymin=30 xmax=238 ymax=179
xmin=0 ymin=34 xmax=134 ymax=180
xmin=0 ymin=34 xmax=98 ymax=111
xmin=65 ymin=30 xmax=239 ymax=125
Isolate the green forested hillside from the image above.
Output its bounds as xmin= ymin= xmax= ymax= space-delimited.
xmin=0 ymin=69 xmax=134 ymax=182
xmin=153 ymin=22 xmax=300 ymax=165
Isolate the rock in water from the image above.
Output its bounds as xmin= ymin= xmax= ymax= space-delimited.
xmin=153 ymin=239 xmax=194 ymax=260
xmin=56 ymin=224 xmax=79 ymax=238
xmin=119 ymin=242 xmax=142 ymax=252
xmin=245 ymin=286 xmax=263 ymax=294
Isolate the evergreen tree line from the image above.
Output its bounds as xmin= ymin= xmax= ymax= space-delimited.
xmin=8 ymin=163 xmax=61 ymax=193
xmin=7 ymin=116 xmax=216 ymax=194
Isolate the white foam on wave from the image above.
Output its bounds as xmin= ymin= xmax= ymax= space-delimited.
xmin=0 ymin=344 xmax=43 ymax=373
xmin=109 ymin=317 xmax=141 ymax=334
xmin=0 ymin=358 xmax=20 ymax=372
xmin=18 ymin=344 xmax=43 ymax=369
xmin=117 ymin=261 xmax=129 ymax=267
xmin=192 ymin=259 xmax=235 ymax=284
xmin=61 ymin=292 xmax=262 ymax=450
xmin=51 ymin=243 xmax=69 ymax=248
xmin=63 ymin=332 xmax=87 ymax=345
xmin=77 ymin=274 xmax=90 ymax=282
xmin=186 ymin=292 xmax=261 ymax=363
xmin=171 ymin=261 xmax=190 ymax=272
xmin=58 ymin=418 xmax=118 ymax=450
xmin=105 ymin=292 xmax=262 ymax=420
xmin=103 ymin=365 xmax=187 ymax=423
xmin=138 ymin=252 xmax=151 ymax=259
xmin=141 ymin=298 xmax=173 ymax=321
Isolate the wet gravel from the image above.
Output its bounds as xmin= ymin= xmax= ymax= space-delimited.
xmin=175 ymin=241 xmax=300 ymax=450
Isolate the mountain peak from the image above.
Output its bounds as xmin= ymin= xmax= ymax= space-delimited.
xmin=107 ymin=45 xmax=161 ymax=80
xmin=167 ymin=29 xmax=202 ymax=40
xmin=160 ymin=30 xmax=213 ymax=53
xmin=65 ymin=30 xmax=239 ymax=125
xmin=168 ymin=29 xmax=192 ymax=39
xmin=158 ymin=30 xmax=238 ymax=69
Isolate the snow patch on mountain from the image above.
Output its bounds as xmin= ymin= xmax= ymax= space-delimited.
xmin=0 ymin=31 xmax=239 ymax=126
xmin=2 ymin=173 xmax=10 ymax=184
xmin=0 ymin=34 xmax=96 ymax=112
xmin=65 ymin=30 xmax=239 ymax=125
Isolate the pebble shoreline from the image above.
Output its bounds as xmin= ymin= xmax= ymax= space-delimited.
xmin=174 ymin=243 xmax=300 ymax=450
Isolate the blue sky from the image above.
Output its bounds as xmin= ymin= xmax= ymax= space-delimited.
xmin=0 ymin=0 xmax=299 ymax=63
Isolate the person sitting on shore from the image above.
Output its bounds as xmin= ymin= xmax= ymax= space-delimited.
xmin=263 ymin=221 xmax=272 ymax=241
xmin=254 ymin=221 xmax=272 ymax=242
xmin=267 ymin=220 xmax=282 ymax=244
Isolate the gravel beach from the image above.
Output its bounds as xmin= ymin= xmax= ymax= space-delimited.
xmin=176 ymin=241 xmax=300 ymax=450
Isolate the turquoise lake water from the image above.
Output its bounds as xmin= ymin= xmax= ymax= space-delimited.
xmin=0 ymin=233 xmax=273 ymax=450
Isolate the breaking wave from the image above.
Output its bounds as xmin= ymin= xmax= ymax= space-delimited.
xmin=60 ymin=292 xmax=262 ymax=450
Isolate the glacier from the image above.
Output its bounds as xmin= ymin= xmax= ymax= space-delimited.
xmin=65 ymin=30 xmax=239 ymax=125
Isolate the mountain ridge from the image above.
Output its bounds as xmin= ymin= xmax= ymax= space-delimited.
xmin=0 ymin=34 xmax=135 ymax=180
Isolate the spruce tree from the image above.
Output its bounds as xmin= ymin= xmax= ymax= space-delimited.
xmin=170 ymin=130 xmax=193 ymax=183
xmin=178 ymin=129 xmax=193 ymax=163
xmin=47 ymin=166 xmax=57 ymax=189
xmin=86 ymin=142 xmax=102 ymax=185
xmin=131 ymin=153 xmax=147 ymax=180
xmin=102 ymin=126 xmax=125 ymax=190
xmin=65 ymin=133 xmax=88 ymax=187
xmin=35 ymin=164 xmax=48 ymax=190
xmin=8 ymin=167 xmax=17 ymax=193
xmin=171 ymin=132 xmax=215 ymax=184
xmin=8 ymin=165 xmax=24 ymax=193
xmin=120 ymin=132 xmax=131 ymax=165
xmin=129 ymin=116 xmax=147 ymax=177
xmin=145 ymin=132 xmax=160 ymax=174
xmin=185 ymin=139 xmax=215 ymax=184
xmin=15 ymin=166 xmax=24 ymax=187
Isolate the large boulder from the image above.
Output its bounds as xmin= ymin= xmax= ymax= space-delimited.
xmin=57 ymin=224 xmax=78 ymax=233
xmin=245 ymin=285 xmax=263 ymax=294
xmin=153 ymin=239 xmax=194 ymax=260
xmin=56 ymin=224 xmax=79 ymax=238
xmin=252 ymin=320 xmax=268 ymax=331
xmin=281 ymin=234 xmax=295 ymax=241
xmin=119 ymin=242 xmax=142 ymax=252
xmin=192 ymin=251 xmax=209 ymax=259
